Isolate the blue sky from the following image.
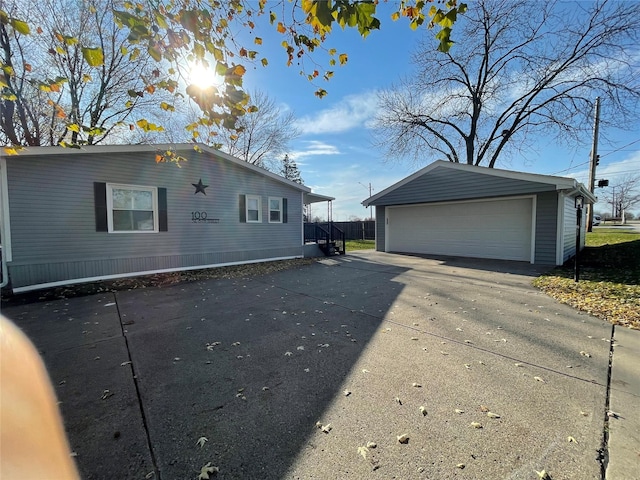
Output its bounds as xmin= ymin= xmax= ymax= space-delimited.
xmin=240 ymin=3 xmax=640 ymax=220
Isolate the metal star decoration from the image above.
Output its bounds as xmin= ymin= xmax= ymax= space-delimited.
xmin=192 ymin=179 xmax=208 ymax=195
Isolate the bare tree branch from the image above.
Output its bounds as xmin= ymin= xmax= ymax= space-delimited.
xmin=374 ymin=0 xmax=640 ymax=168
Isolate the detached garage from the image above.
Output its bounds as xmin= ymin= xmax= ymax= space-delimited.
xmin=363 ymin=161 xmax=595 ymax=265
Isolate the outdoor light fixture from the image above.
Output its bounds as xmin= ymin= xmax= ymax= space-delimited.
xmin=575 ymin=195 xmax=584 ymax=209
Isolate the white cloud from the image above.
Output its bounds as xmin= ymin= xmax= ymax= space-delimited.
xmin=297 ymin=91 xmax=380 ymax=135
xmin=289 ymin=140 xmax=341 ymax=160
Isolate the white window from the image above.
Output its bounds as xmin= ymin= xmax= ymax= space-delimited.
xmin=107 ymin=184 xmax=158 ymax=233
xmin=246 ymin=195 xmax=262 ymax=223
xmin=269 ymin=197 xmax=282 ymax=223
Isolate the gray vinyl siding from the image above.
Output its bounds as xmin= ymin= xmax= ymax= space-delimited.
xmin=562 ymin=196 xmax=576 ymax=262
xmin=5 ymin=148 xmax=304 ymax=288
xmin=561 ymin=195 xmax=587 ymax=263
xmin=370 ymin=168 xmax=556 ymax=206
xmin=375 ymin=206 xmax=385 ymax=251
xmin=533 ymin=192 xmax=558 ymax=265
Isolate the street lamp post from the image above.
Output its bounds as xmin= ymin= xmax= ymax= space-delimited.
xmin=574 ymin=195 xmax=584 ymax=282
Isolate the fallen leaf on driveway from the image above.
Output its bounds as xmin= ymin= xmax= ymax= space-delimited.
xmin=567 ymin=436 xmax=578 ymax=443
xmin=358 ymin=446 xmax=369 ymax=459
xmin=395 ymin=397 xmax=403 ymax=405
xmin=536 ymin=469 xmax=551 ymax=479
xmin=297 ymin=346 xmax=305 ymax=351
xmin=470 ymin=422 xmax=483 ymax=429
xmin=321 ymin=423 xmax=332 ymax=433
xmin=580 ymin=351 xmax=591 ymax=357
xmin=198 ymin=462 xmax=219 ymax=479
xmin=412 ymin=383 xmax=422 ymax=388
xmin=120 ymin=361 xmax=132 ymax=366
xmin=196 ymin=437 xmax=208 ymax=448
xmin=366 ymin=441 xmax=377 ymax=448
xmin=397 ymin=434 xmax=409 ymax=444
xmin=487 ymin=412 xmax=500 ymax=419
xmin=455 ymin=409 xmax=464 ymax=414
xmin=419 ymin=406 xmax=427 ymax=416
xmin=480 ymin=405 xmax=490 ymax=412
xmin=101 ymin=389 xmax=114 ymax=400
xmin=456 ymin=464 xmax=465 ymax=469
xmin=344 ymin=390 xmax=351 ymax=396
xmin=534 ymin=376 xmax=545 ymax=383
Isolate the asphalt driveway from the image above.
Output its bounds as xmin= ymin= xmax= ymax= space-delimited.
xmin=3 ymin=251 xmax=637 ymax=479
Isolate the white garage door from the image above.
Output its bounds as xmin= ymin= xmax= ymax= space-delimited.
xmin=387 ymin=197 xmax=533 ymax=262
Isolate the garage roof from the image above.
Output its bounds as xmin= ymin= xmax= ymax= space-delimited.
xmin=363 ymin=160 xmax=596 ymax=207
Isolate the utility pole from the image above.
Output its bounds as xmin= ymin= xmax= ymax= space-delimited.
xmin=586 ymin=97 xmax=600 ymax=232
xmin=359 ymin=182 xmax=374 ymax=220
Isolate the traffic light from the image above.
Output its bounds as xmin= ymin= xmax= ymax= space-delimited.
xmin=597 ymin=179 xmax=609 ymax=188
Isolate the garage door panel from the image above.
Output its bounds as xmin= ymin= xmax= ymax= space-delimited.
xmin=387 ymin=198 xmax=532 ymax=261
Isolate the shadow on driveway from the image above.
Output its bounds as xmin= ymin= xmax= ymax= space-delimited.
xmin=3 ymin=252 xmax=612 ymax=479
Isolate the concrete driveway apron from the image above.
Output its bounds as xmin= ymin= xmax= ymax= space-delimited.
xmin=3 ymin=251 xmax=630 ymax=480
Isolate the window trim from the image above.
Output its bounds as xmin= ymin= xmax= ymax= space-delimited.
xmin=245 ymin=194 xmax=262 ymax=223
xmin=268 ymin=196 xmax=283 ymax=223
xmin=106 ymin=183 xmax=159 ymax=233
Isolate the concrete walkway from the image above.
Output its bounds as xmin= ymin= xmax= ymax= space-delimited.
xmin=2 ymin=251 xmax=638 ymax=479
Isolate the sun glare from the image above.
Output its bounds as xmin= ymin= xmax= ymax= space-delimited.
xmin=189 ymin=63 xmax=223 ymax=89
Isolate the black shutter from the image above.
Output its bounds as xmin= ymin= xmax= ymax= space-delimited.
xmin=94 ymin=182 xmax=108 ymax=232
xmin=283 ymin=198 xmax=288 ymax=223
xmin=239 ymin=194 xmax=246 ymax=222
xmin=158 ymin=188 xmax=168 ymax=231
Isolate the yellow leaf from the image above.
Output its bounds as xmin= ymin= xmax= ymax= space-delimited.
xmin=391 ymin=12 xmax=400 ymax=21
xmin=339 ymin=53 xmax=348 ymax=65
xmin=254 ymin=37 xmax=262 ymax=45
xmin=3 ymin=146 xmax=24 ymax=155
xmin=232 ymin=65 xmax=246 ymax=76
xmin=277 ymin=22 xmax=286 ymax=34
xmin=11 ymin=18 xmax=30 ymax=35
xmin=82 ymin=47 xmax=104 ymax=67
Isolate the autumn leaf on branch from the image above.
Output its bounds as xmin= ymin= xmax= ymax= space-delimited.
xmin=0 ymin=1 xmax=465 ymax=151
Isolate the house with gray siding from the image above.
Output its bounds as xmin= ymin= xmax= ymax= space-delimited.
xmin=363 ymin=161 xmax=595 ymax=265
xmin=0 ymin=144 xmax=331 ymax=293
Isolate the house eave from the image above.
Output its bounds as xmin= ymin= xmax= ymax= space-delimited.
xmin=362 ymin=160 xmax=594 ymax=207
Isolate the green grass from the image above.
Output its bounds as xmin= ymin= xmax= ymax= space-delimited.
xmin=345 ymin=239 xmax=375 ymax=251
xmin=533 ymin=228 xmax=640 ymax=329
xmin=586 ymin=228 xmax=640 ymax=247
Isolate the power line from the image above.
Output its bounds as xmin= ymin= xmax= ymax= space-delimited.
xmin=549 ymin=160 xmax=590 ymax=175
xmin=600 ymin=139 xmax=640 ymax=157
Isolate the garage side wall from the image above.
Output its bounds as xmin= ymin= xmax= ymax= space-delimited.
xmin=375 ymin=206 xmax=385 ymax=251
xmin=534 ymin=191 xmax=559 ymax=265
xmin=561 ymin=195 xmax=587 ymax=264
